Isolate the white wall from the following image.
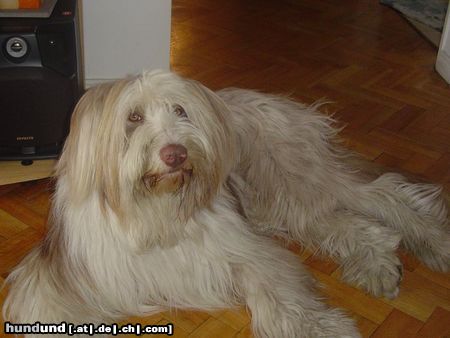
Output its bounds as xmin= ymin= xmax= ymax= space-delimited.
xmin=436 ymin=6 xmax=450 ymax=84
xmin=80 ymin=0 xmax=171 ymax=88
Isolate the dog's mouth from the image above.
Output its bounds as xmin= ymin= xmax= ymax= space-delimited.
xmin=142 ymin=166 xmax=193 ymax=192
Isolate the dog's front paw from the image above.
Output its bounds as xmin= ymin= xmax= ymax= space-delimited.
xmin=341 ymin=253 xmax=403 ymax=299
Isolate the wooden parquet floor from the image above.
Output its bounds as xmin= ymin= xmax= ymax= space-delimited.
xmin=1 ymin=0 xmax=450 ymax=337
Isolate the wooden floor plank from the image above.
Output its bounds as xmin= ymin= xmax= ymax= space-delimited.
xmin=415 ymin=307 xmax=450 ymax=338
xmin=162 ymin=310 xmax=210 ymax=334
xmin=384 ymin=270 xmax=450 ymax=321
xmin=370 ymin=309 xmax=423 ymax=338
xmin=314 ymin=270 xmax=394 ymax=324
xmin=188 ymin=317 xmax=236 ymax=338
xmin=353 ymin=314 xmax=378 ymax=338
xmin=209 ymin=308 xmax=250 ymax=331
xmin=0 ymin=209 xmax=29 ymax=239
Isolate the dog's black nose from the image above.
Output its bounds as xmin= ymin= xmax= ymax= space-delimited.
xmin=159 ymin=144 xmax=187 ymax=168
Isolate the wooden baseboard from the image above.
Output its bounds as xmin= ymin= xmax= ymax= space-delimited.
xmin=0 ymin=159 xmax=56 ymax=185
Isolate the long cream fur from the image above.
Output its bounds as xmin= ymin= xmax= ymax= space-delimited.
xmin=3 ymin=70 xmax=449 ymax=338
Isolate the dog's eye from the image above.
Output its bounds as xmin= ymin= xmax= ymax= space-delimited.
xmin=173 ymin=104 xmax=187 ymax=118
xmin=128 ymin=110 xmax=143 ymax=123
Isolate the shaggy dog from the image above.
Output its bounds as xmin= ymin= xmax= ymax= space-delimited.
xmin=3 ymin=70 xmax=449 ymax=338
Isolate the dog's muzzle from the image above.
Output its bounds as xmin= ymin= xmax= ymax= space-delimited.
xmin=142 ymin=144 xmax=193 ymax=192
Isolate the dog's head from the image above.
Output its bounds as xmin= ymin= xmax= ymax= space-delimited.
xmin=57 ymin=70 xmax=235 ymax=221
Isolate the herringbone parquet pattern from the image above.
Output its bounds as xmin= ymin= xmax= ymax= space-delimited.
xmin=1 ymin=0 xmax=450 ymax=337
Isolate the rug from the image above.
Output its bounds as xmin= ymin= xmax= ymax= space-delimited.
xmin=380 ymin=0 xmax=448 ymax=31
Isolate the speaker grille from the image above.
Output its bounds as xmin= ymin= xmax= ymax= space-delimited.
xmin=0 ymin=67 xmax=76 ymax=154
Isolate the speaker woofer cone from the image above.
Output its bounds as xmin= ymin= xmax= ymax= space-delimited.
xmin=4 ymin=36 xmax=29 ymax=61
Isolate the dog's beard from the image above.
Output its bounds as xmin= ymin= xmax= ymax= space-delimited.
xmin=142 ymin=165 xmax=193 ymax=194
xmin=128 ymin=131 xmax=220 ymax=211
xmin=137 ymin=155 xmax=217 ymax=223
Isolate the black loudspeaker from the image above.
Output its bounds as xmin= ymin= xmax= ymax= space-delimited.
xmin=0 ymin=0 xmax=81 ymax=160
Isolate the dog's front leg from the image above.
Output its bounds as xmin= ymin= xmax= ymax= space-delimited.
xmin=290 ymin=209 xmax=403 ymax=299
xmin=231 ymin=237 xmax=360 ymax=338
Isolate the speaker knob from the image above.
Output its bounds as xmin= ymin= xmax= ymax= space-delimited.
xmin=5 ymin=37 xmax=28 ymax=59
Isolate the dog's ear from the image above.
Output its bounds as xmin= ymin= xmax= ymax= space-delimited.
xmin=171 ymin=79 xmax=237 ymax=215
xmin=56 ymin=86 xmax=105 ymax=202
xmin=56 ymin=80 xmax=129 ymax=214
xmin=184 ymin=80 xmax=236 ymax=179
